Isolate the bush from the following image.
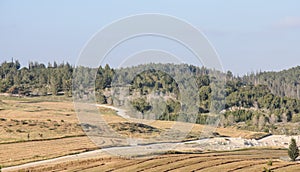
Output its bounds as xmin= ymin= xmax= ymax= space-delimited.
xmin=131 ymin=98 xmax=151 ymax=114
xmin=263 ymin=167 xmax=272 ymax=172
xmin=5 ymin=129 xmax=13 ymax=133
xmin=16 ymin=129 xmax=26 ymax=133
xmin=267 ymin=160 xmax=273 ymax=166
xmin=292 ymin=114 xmax=300 ymax=123
xmin=288 ymin=138 xmax=299 ymax=161
xmin=263 ymin=160 xmax=273 ymax=172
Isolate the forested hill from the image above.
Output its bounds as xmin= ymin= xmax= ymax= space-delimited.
xmin=0 ymin=60 xmax=300 ymax=134
xmin=242 ymin=66 xmax=300 ymax=100
xmin=0 ymin=61 xmax=73 ymax=96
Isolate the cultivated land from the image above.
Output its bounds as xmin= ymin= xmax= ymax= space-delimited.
xmin=0 ymin=96 xmax=96 ymax=167
xmin=5 ymin=149 xmax=300 ymax=172
xmin=0 ymin=96 xmax=299 ymax=171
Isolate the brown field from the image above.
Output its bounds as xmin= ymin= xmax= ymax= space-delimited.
xmin=0 ymin=97 xmax=83 ymax=143
xmin=15 ymin=148 xmax=300 ymax=172
xmin=0 ymin=96 xmax=276 ymax=170
xmin=0 ymin=136 xmax=96 ymax=167
xmin=0 ymin=96 xmax=97 ymax=167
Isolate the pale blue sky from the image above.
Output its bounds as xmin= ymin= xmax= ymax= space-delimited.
xmin=0 ymin=0 xmax=300 ymax=75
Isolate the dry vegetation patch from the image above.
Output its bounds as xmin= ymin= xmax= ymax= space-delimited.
xmin=109 ymin=122 xmax=161 ymax=138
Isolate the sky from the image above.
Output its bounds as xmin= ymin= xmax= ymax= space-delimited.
xmin=0 ymin=0 xmax=300 ymax=75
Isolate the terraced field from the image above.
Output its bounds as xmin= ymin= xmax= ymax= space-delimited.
xmin=1 ymin=96 xmax=295 ymax=172
xmin=0 ymin=136 xmax=96 ymax=167
xmin=14 ymin=149 xmax=300 ymax=172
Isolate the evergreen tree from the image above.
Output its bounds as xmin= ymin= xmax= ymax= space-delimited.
xmin=288 ymin=138 xmax=299 ymax=161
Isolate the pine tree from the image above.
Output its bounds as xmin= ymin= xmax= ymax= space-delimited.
xmin=288 ymin=138 xmax=299 ymax=161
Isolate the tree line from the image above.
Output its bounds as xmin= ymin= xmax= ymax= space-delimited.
xmin=1 ymin=60 xmax=300 ymax=133
xmin=0 ymin=60 xmax=72 ymax=96
xmin=242 ymin=66 xmax=300 ymax=99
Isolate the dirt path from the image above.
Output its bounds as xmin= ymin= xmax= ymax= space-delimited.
xmin=96 ymin=104 xmax=130 ymax=119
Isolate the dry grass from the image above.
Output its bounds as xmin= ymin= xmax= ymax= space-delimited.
xmin=0 ymin=97 xmax=83 ymax=143
xmin=109 ymin=122 xmax=161 ymax=138
xmin=0 ymin=96 xmax=269 ymax=169
xmin=0 ymin=96 xmax=97 ymax=167
xmin=0 ymin=136 xmax=96 ymax=167
xmin=15 ymin=148 xmax=299 ymax=172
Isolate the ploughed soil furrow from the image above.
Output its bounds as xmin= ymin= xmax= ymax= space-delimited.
xmin=75 ymin=163 xmax=107 ymax=172
xmin=191 ymin=151 xmax=269 ymax=159
xmin=22 ymin=157 xmax=113 ymax=172
xmin=164 ymin=152 xmax=269 ymax=172
xmin=192 ymin=157 xmax=279 ymax=172
xmin=114 ymin=155 xmax=189 ymax=172
xmin=165 ymin=157 xmax=228 ymax=172
xmin=133 ymin=152 xmax=267 ymax=172
xmin=271 ymin=163 xmax=300 ymax=171
xmin=102 ymin=160 xmax=142 ymax=172
xmin=193 ymin=160 xmax=249 ymax=172
xmin=135 ymin=155 xmax=203 ymax=172
xmin=103 ymin=155 xmax=180 ymax=172
xmin=227 ymin=161 xmax=279 ymax=172
xmin=232 ymin=161 xmax=294 ymax=172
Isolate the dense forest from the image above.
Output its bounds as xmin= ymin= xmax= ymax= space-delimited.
xmin=0 ymin=60 xmax=73 ymax=97
xmin=242 ymin=66 xmax=300 ymax=99
xmin=1 ymin=60 xmax=300 ymax=134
